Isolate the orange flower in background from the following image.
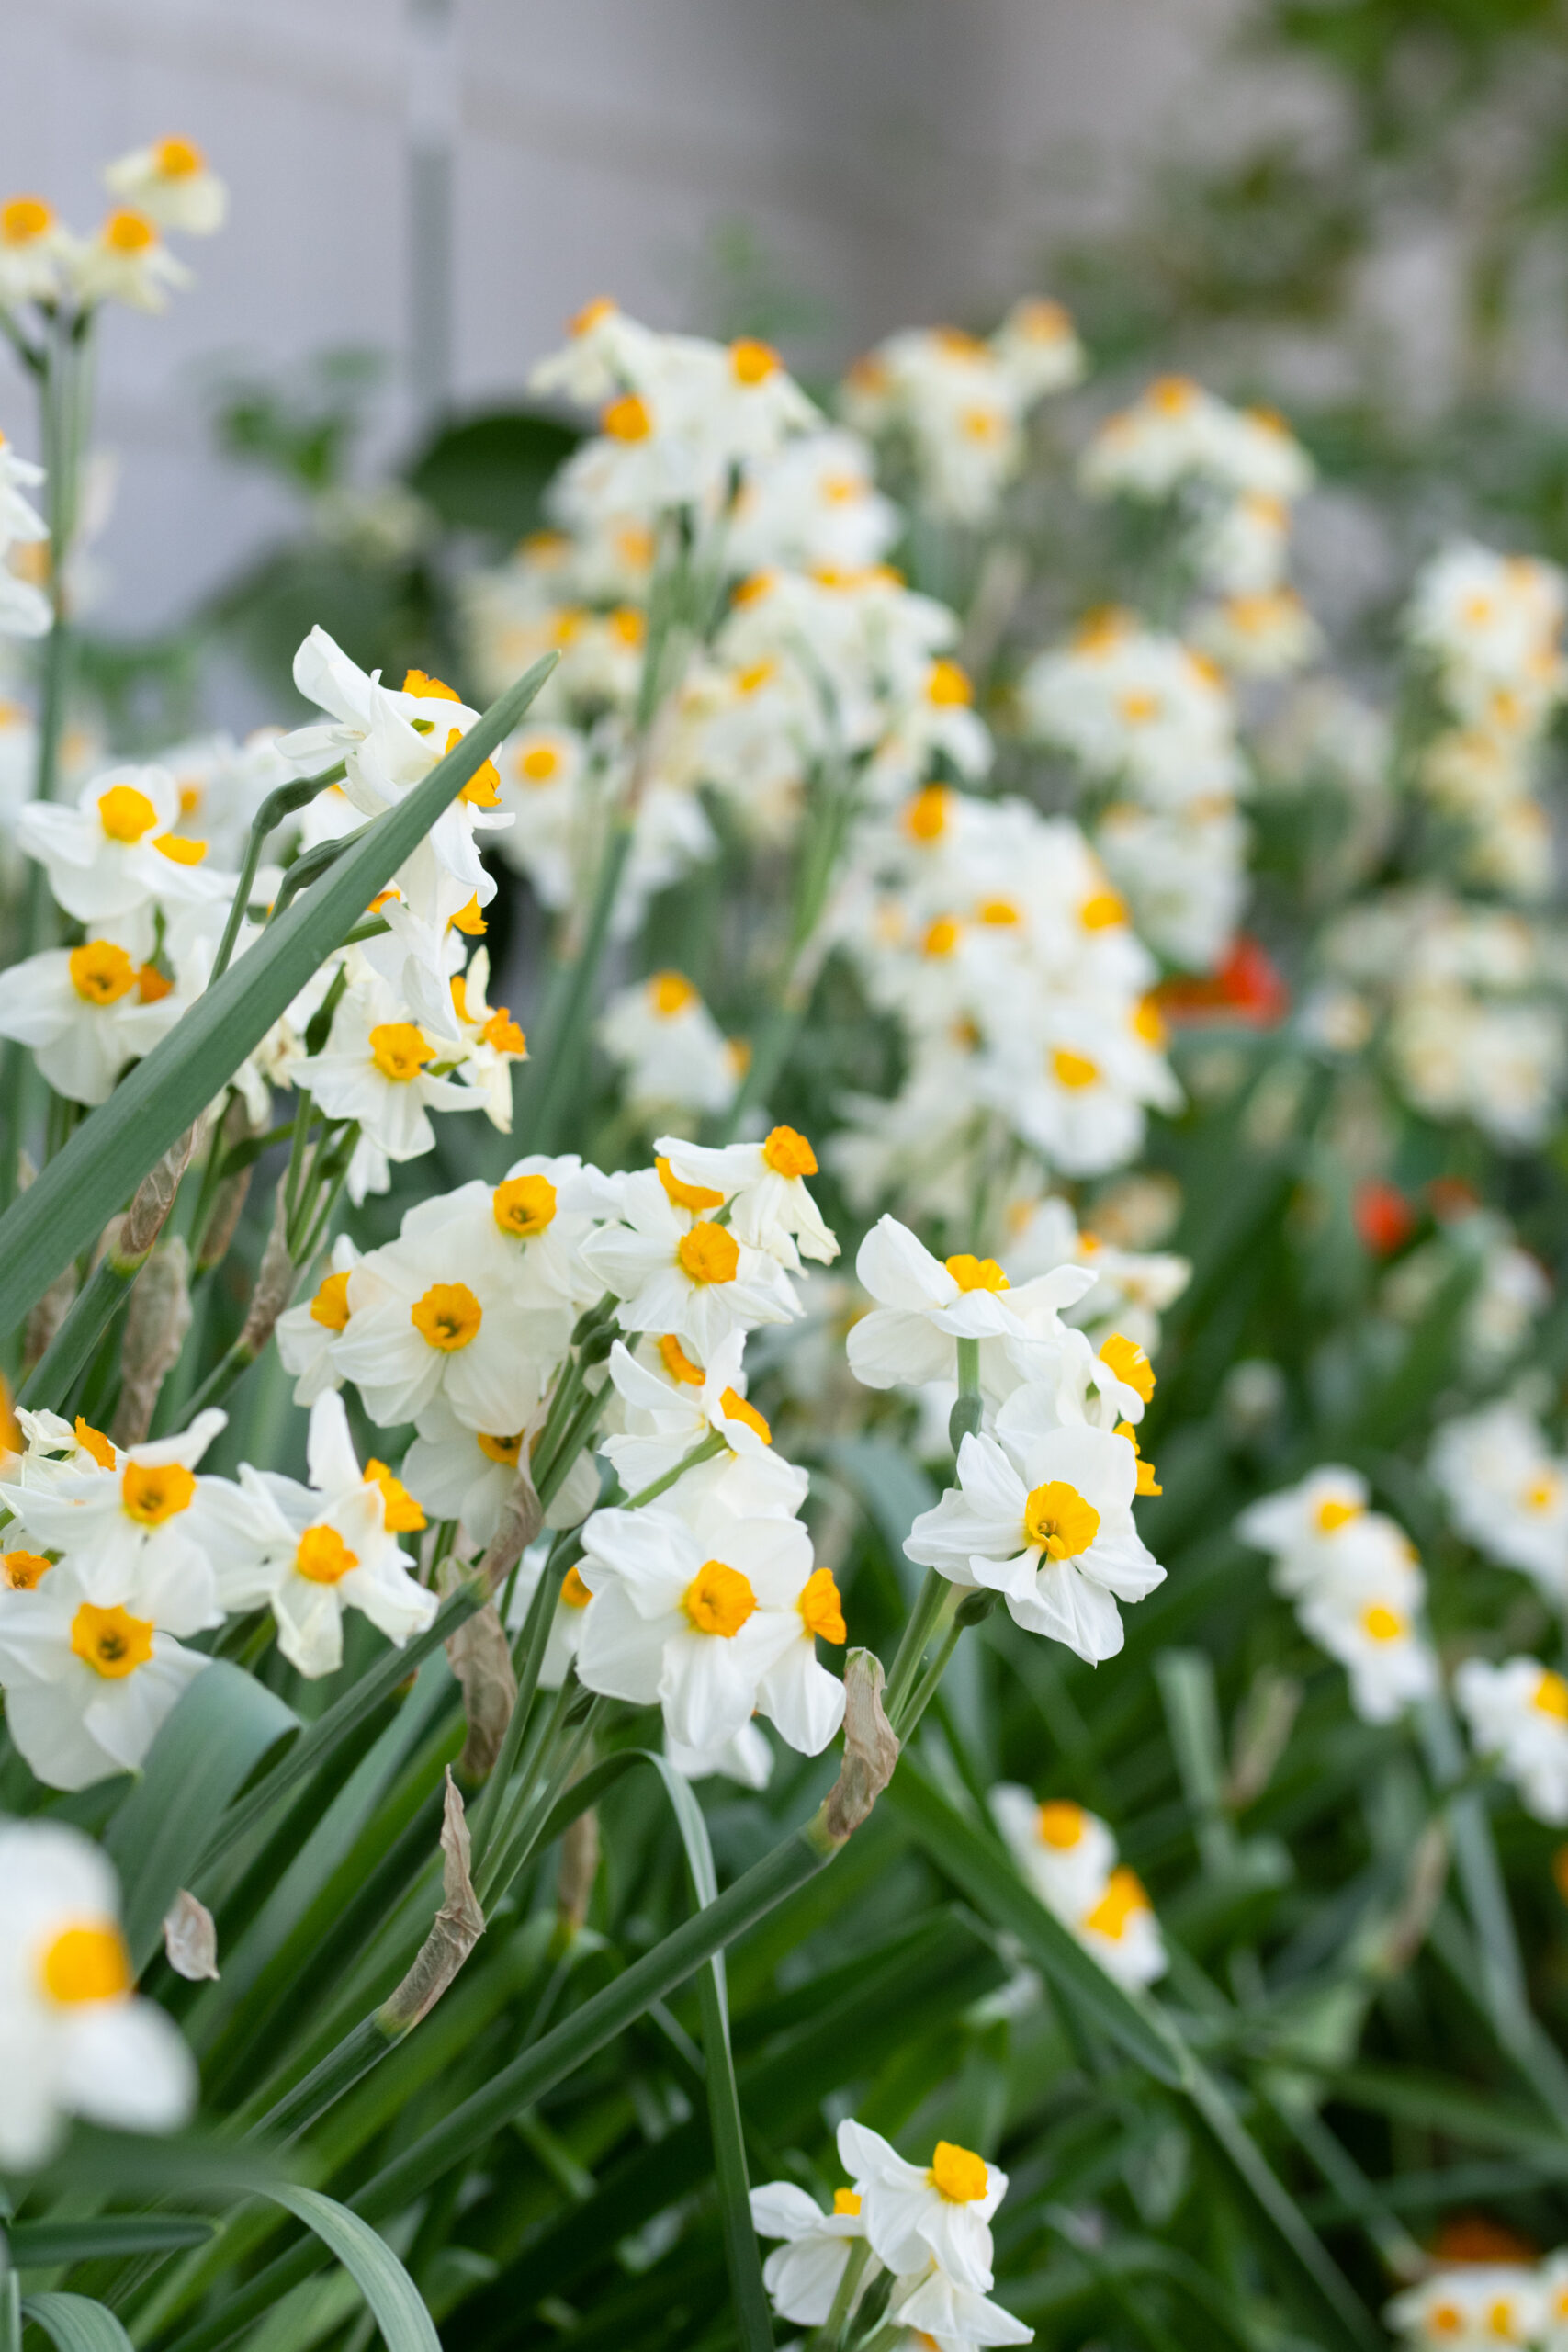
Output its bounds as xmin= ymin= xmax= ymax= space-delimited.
xmin=1354 ymin=1178 xmax=1416 ymax=1257
xmin=1156 ymin=936 xmax=1288 ymax=1028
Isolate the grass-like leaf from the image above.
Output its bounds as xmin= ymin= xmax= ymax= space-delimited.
xmin=20 ymin=2296 xmax=135 ymax=2352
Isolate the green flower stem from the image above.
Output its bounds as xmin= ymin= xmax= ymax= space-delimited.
xmin=881 ymin=1566 xmax=951 ymax=1730
xmin=468 ymin=1562 xmax=571 ymax=1873
xmin=818 ymin=2240 xmax=873 ymax=2349
xmin=209 ymin=764 xmax=347 ymax=985
xmin=948 ymin=1335 xmax=982 ymax=1450
xmin=161 ymin=1812 xmax=847 ymax=2352
xmin=888 ymin=1590 xmax=965 ymax=1741
xmin=474 ymin=1683 xmax=595 ymax=1913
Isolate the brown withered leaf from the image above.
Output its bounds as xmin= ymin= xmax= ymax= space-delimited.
xmin=378 ymin=1769 xmax=485 ymax=2033
xmin=446 ymin=1598 xmax=518 ymax=1780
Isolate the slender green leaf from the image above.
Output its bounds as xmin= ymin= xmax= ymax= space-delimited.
xmin=9 ymin=2219 xmax=213 ymax=2267
xmin=18 ymin=2297 xmax=133 ymax=2352
xmin=105 ymin=1660 xmax=299 ymax=1971
xmin=259 ymin=2188 xmax=437 ymax=2352
xmin=0 ymin=653 xmax=557 ymax=1340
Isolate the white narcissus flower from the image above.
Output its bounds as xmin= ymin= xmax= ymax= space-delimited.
xmin=1456 ymin=1656 xmax=1568 ymax=1824
xmin=447 ymin=948 xmax=528 ymax=1128
xmin=276 ymin=1234 xmax=361 ymax=1406
xmin=888 ymin=2263 xmax=1034 ymax=2348
xmin=598 ymin=1331 xmax=806 ymax=1506
xmin=0 ymin=1819 xmax=197 ymax=2168
xmin=654 ymin=1124 xmax=839 ymax=1269
xmin=1234 ymin=1465 xmax=1378 ymax=1596
xmin=598 ymin=970 xmax=739 ymax=1115
xmin=0 ymin=1556 xmax=210 ymax=1790
xmin=0 ymin=938 xmax=182 ymax=1105
xmin=665 ymin=1719 xmax=775 ymax=1789
xmin=575 ymin=1478 xmax=840 ymax=1754
xmin=403 ymin=1394 xmax=600 ymax=1547
xmin=906 ymin=1391 xmax=1162 ymax=1664
xmin=988 ymin=1785 xmax=1116 ymax=1917
xmin=847 ymin=1216 xmax=1095 ymax=1401
xmin=70 ymin=208 xmax=191 ymax=311
xmin=332 ymin=1217 xmax=570 ymax=1435
xmin=1385 ymin=2267 xmax=1545 ymax=2351
xmin=1295 ymin=1578 xmax=1439 ymax=1725
xmin=104 ymin=137 xmax=227 ymax=234
xmin=17 ymin=764 xmax=225 ymax=925
xmin=1429 ymin=1399 xmax=1568 ymax=1592
xmin=579 ymin=1167 xmax=801 ymax=1358
xmin=749 ymin=2180 xmax=864 ymax=2327
xmin=290 ymin=982 xmax=480 ymax=1169
xmin=0 ymin=1407 xmax=233 ymax=1626
xmin=213 ymin=1392 xmax=435 ymax=1678
xmin=837 ymin=2118 xmax=1005 ymax=2294
xmin=0 ymin=198 xmax=74 ymax=309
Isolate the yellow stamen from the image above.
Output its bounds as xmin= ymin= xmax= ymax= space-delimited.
xmin=71 ymin=1600 xmax=154 ymax=1679
xmin=96 ymin=783 xmax=158 ymax=842
xmin=649 ymin=970 xmax=697 ymax=1017
xmin=494 ymin=1174 xmax=557 ymax=1238
xmin=137 ymin=962 xmax=174 ymax=1003
xmin=926 ymin=657 xmax=973 ymax=707
xmin=402 ymin=668 xmax=461 ymax=702
xmin=477 ymin=1430 xmax=523 ymax=1467
xmin=659 ymin=1334 xmax=705 ymax=1385
xmin=3 ymin=1549 xmax=51 ymax=1589
xmin=761 ymin=1124 xmax=817 ymax=1179
xmin=1082 ymin=1866 xmax=1151 ymax=1940
xmin=798 ymin=1565 xmax=846 ymax=1644
xmin=1359 ymin=1602 xmax=1404 ymax=1643
xmin=364 ymin=1461 xmax=426 ymax=1533
xmin=1079 ymin=889 xmax=1126 ymax=931
xmin=1038 ymin=1800 xmax=1086 ymax=1849
xmin=69 ymin=941 xmax=136 ymax=1006
xmin=1535 ymin=1670 xmax=1568 ymax=1722
xmin=295 ymin=1525 xmax=358 ymax=1585
xmin=2 ymin=196 xmax=53 ymax=245
xmin=1115 ymin=1419 xmax=1162 ymax=1496
xmin=517 ymin=741 xmax=561 ymax=782
xmin=39 ymin=1921 xmax=132 ymax=2005
xmin=928 ymin=2141 xmax=988 ymax=2203
xmin=450 ymin=894 xmax=488 ymax=934
xmin=1023 ymin=1479 xmax=1100 ymax=1561
xmin=153 ymin=832 xmax=207 ymax=866
xmin=832 ymin=2188 xmax=861 ymax=2217
xmin=411 ymin=1283 xmax=483 ymax=1351
xmin=677 ymin=1224 xmax=739 ymax=1286
xmin=602 ymin=392 xmax=652 ymax=442
xmin=369 ymin=1023 xmax=434 ymax=1083
xmin=74 ymin=1416 xmax=116 ymax=1469
xmin=945 ymin=1253 xmax=1009 ymax=1293
xmin=1314 ymin=1497 xmax=1361 ymax=1534
xmin=922 ymin=916 xmax=961 ymax=957
xmin=1100 ymin=1332 xmax=1155 ymax=1402
xmin=120 ymin=1461 xmax=196 ymax=1525
xmin=682 ymin=1558 xmax=757 ymax=1637
xmin=482 ymin=1007 xmax=526 ymax=1057
xmin=1052 ymin=1046 xmax=1100 ymax=1091
xmin=310 ymin=1271 xmax=352 ymax=1331
xmin=729 ymin=336 xmax=780 ymax=383
xmin=657 ymin=1156 xmax=726 ymax=1214
xmin=904 ymin=784 xmax=950 ymax=842
xmin=153 ymin=137 xmax=205 ymax=179
xmin=720 ymin=1387 xmax=772 ymax=1445
xmin=560 ymin=1563 xmax=593 ymax=1609
xmin=103 ymin=209 xmax=156 ymax=254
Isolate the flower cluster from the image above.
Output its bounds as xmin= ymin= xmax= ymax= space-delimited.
xmin=1 ymin=138 xmax=224 ymax=321
xmin=843 ymin=1216 xmax=1166 ymax=1664
xmin=840 ymin=297 xmax=1085 ymax=522
xmin=750 ymin=2114 xmax=1032 ymax=2346
xmin=1236 ymin=1467 xmax=1438 ymax=1722
xmin=1406 ymin=542 xmax=1568 ymax=900
xmin=1388 ymin=2257 xmax=1568 ymax=2349
xmin=991 ymin=1784 xmax=1167 ymax=1986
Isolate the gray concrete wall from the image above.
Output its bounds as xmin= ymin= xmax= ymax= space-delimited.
xmin=0 ymin=0 xmax=1265 ymax=636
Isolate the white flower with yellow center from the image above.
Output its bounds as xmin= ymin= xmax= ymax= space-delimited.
xmin=999 ymin=1791 xmax=1167 ymax=1987
xmin=446 ymin=949 xmax=528 ymax=1128
xmin=846 ymin=1216 xmax=1094 ymax=1400
xmin=0 ymin=1555 xmax=210 ymax=1791
xmin=1386 ymin=2267 xmax=1545 ymax=2351
xmin=503 ymin=1544 xmax=599 ymax=1690
xmin=281 ymin=631 xmax=509 ymax=928
xmin=599 ymin=970 xmax=739 ymax=1115
xmin=748 ymin=2181 xmax=865 ymax=2328
xmin=0 ymin=937 xmax=182 ymax=1105
xmin=1296 ymin=1577 xmax=1438 ymax=1725
xmin=600 ymin=1331 xmax=802 ymax=1501
xmin=727 ymin=426 xmax=899 ymax=576
xmin=213 ymin=1393 xmax=434 ymax=1678
xmin=0 ymin=1406 xmax=231 ymax=1624
xmin=580 ymin=1165 xmax=801 ymax=1358
xmin=404 ymin=1395 xmax=600 ymax=1549
xmin=1235 ymin=1465 xmax=1375 ymax=1593
xmin=837 ymin=2117 xmax=1007 ymax=2296
xmin=70 ymin=207 xmax=192 ymax=311
xmin=889 ymin=2263 xmax=1035 ymax=2348
xmin=291 ymin=981 xmax=480 ymax=1167
xmin=276 ymin=1235 xmax=362 ymax=1407
xmin=654 ymin=1125 xmax=839 ymax=1270
xmin=1538 ymin=2251 xmax=1568 ymax=2352
xmin=104 ymin=137 xmax=227 ymax=234
xmin=0 ymin=197 xmax=75 ymax=307
xmin=907 ymin=1394 xmax=1161 ymax=1664
xmin=332 ymin=1218 xmax=568 ymax=1437
xmin=575 ymin=1480 xmax=823 ymax=1754
xmin=0 ymin=1819 xmax=196 ymax=2167
xmin=1430 ymin=1399 xmax=1568 ymax=1593
xmin=1456 ymin=1656 xmax=1568 ymax=1825
xmin=17 ymin=763 xmax=224 ymax=924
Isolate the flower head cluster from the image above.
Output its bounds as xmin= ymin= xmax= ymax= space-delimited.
xmin=750 ymin=2113 xmax=1032 ymax=2346
xmin=1 ymin=137 xmax=224 ymax=320
xmin=1406 ymin=542 xmax=1568 ymax=900
xmin=1020 ymin=608 xmax=1250 ymax=970
xmin=1386 ymin=2257 xmax=1568 ymax=2350
xmin=1236 ymin=1468 xmax=1438 ymax=1723
xmin=991 ymin=1784 xmax=1167 ymax=1986
xmin=1429 ymin=1399 xmax=1568 ymax=1603
xmin=843 ymin=1217 xmax=1165 ymax=1663
xmin=830 ymin=785 xmax=1182 ymax=1212
xmin=841 ymin=298 xmax=1084 ymax=522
